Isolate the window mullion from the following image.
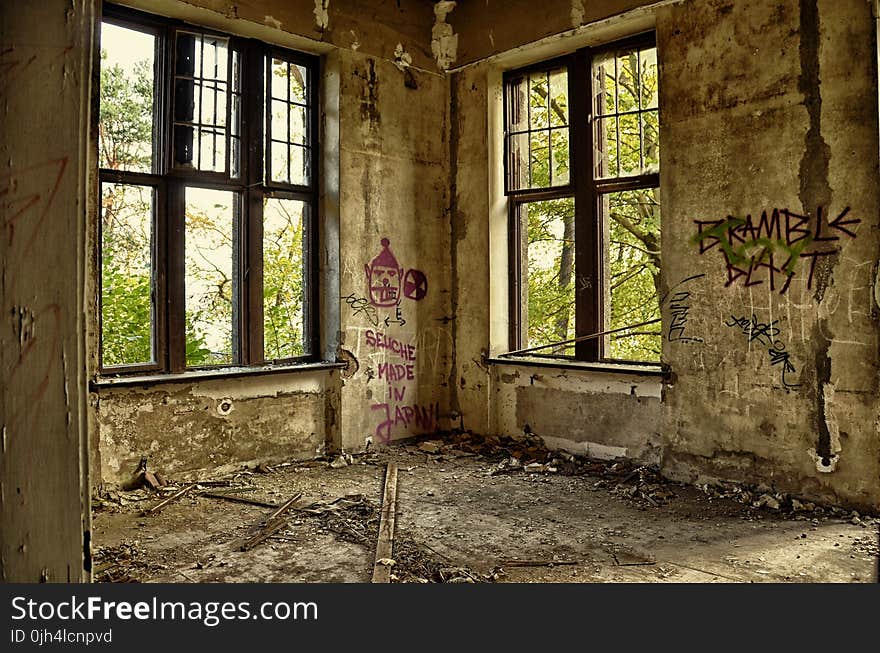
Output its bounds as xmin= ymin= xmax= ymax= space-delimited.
xmin=571 ymin=48 xmax=601 ymax=361
xmin=166 ymin=179 xmax=187 ymax=372
xmin=244 ymin=41 xmax=265 ymax=364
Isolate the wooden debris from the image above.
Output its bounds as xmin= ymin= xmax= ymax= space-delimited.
xmin=371 ymin=462 xmax=399 ymax=583
xmin=499 ymin=558 xmax=578 ymax=568
xmin=201 ymin=492 xmax=278 ymax=509
xmin=142 ymin=484 xmax=196 ymax=516
xmin=239 ymin=492 xmax=303 ymax=552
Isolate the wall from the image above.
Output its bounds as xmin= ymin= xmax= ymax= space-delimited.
xmin=336 ymin=48 xmax=453 ymax=452
xmin=92 ymin=0 xmax=453 ymax=484
xmin=657 ymin=0 xmax=880 ymax=509
xmin=450 ymin=0 xmax=880 ymax=510
xmin=1 ymin=0 xmax=94 ymax=581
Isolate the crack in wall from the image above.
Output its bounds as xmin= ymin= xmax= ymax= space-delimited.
xmin=798 ymin=0 xmax=835 ymax=469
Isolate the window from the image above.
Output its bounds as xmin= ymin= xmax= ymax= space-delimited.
xmin=504 ymin=34 xmax=660 ymax=363
xmin=98 ymin=5 xmax=319 ymax=373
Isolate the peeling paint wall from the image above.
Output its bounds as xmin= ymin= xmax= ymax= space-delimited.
xmin=658 ymin=0 xmax=880 ymax=510
xmin=94 ymin=373 xmax=334 ymax=484
xmin=1 ymin=0 xmax=94 ymax=581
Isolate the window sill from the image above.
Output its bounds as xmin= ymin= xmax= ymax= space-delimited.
xmin=91 ymin=361 xmax=347 ymax=389
xmin=486 ymin=355 xmax=667 ymax=377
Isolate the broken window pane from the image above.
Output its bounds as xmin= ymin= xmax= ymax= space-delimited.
xmin=520 ymin=198 xmax=576 ymax=356
xmin=185 ymin=187 xmax=236 ymax=366
xmin=99 ymin=22 xmax=156 ymax=173
xmin=101 ymin=182 xmax=154 ymax=366
xmin=602 ymin=188 xmax=661 ymax=362
xmin=263 ymin=198 xmax=307 ymax=360
xmin=173 ymin=31 xmax=231 ymax=173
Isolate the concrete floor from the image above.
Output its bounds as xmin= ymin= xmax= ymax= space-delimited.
xmin=91 ymin=440 xmax=879 ymax=583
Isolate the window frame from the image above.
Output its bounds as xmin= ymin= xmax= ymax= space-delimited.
xmin=503 ymin=31 xmax=660 ymax=364
xmin=97 ymin=4 xmax=320 ymax=375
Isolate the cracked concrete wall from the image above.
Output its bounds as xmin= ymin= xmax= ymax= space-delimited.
xmin=658 ymin=0 xmax=880 ymax=510
xmin=1 ymin=0 xmax=94 ymax=581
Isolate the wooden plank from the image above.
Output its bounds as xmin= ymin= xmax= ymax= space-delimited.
xmin=238 ymin=492 xmax=303 ymax=552
xmin=142 ymin=484 xmax=196 ymax=516
xmin=371 ymin=462 xmax=399 ymax=583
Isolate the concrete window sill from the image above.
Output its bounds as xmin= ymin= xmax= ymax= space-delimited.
xmin=91 ymin=361 xmax=347 ymax=389
xmin=486 ymin=356 xmax=666 ymax=377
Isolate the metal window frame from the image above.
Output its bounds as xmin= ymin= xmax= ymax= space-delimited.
xmin=97 ymin=3 xmax=321 ymax=375
xmin=503 ymin=31 xmax=659 ymax=364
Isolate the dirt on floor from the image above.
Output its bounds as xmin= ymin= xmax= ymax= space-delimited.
xmin=91 ymin=433 xmax=880 ymax=583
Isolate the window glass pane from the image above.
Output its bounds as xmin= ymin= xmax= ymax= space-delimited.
xmin=529 ymin=130 xmax=550 ymax=188
xmin=263 ymin=198 xmax=307 ymax=359
xmin=271 ymin=141 xmax=289 ymax=183
xmin=507 ymin=76 xmax=528 ymax=132
xmin=550 ymin=128 xmax=570 ymax=186
xmin=643 ymin=110 xmax=660 ymax=173
xmin=593 ymin=52 xmax=615 ymax=117
xmin=520 ymin=198 xmax=576 ymax=356
xmin=185 ymin=187 xmax=235 ymax=366
xmin=548 ymin=69 xmax=568 ymax=127
xmin=529 ymin=73 xmax=549 ymax=129
xmin=618 ymin=112 xmax=641 ymax=175
xmin=290 ymin=145 xmax=309 ymax=186
xmin=639 ymin=48 xmax=658 ymax=109
xmin=101 ymin=182 xmax=154 ymax=366
xmin=602 ymin=188 xmax=661 ymax=362
xmin=99 ymin=23 xmax=155 ymax=173
xmin=594 ymin=116 xmax=619 ymax=178
xmin=616 ymin=49 xmax=639 ymax=112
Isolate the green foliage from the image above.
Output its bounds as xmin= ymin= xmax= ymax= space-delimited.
xmin=263 ymin=200 xmax=305 ymax=360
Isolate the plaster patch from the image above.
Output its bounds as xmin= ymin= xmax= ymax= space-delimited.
xmin=350 ymin=30 xmax=360 ymax=51
xmin=264 ymin=15 xmax=282 ymax=30
xmin=431 ymin=1 xmax=458 ymax=71
xmin=808 ymin=448 xmax=839 ymax=473
xmin=393 ymin=43 xmax=412 ymax=71
xmin=570 ymin=0 xmax=585 ymax=28
xmin=216 ymin=398 xmax=234 ymax=416
xmin=820 ymin=381 xmax=842 ymax=456
xmin=314 ymin=0 xmax=330 ymax=31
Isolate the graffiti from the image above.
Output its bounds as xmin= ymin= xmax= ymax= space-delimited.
xmin=341 ymin=293 xmax=379 ymax=326
xmin=693 ymin=206 xmax=860 ymax=294
xmin=365 ymin=329 xmax=416 ymax=360
xmin=384 ymin=306 xmax=406 ymax=327
xmin=662 ymin=274 xmax=705 ymax=343
xmin=2 ymin=157 xmax=69 ymax=254
xmin=364 ymin=238 xmax=427 ymax=308
xmin=725 ymin=314 xmax=800 ymax=390
xmin=371 ymin=401 xmax=440 ymax=443
xmin=363 ymin=329 xmax=440 ymax=442
xmin=403 ymin=269 xmax=428 ymax=301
